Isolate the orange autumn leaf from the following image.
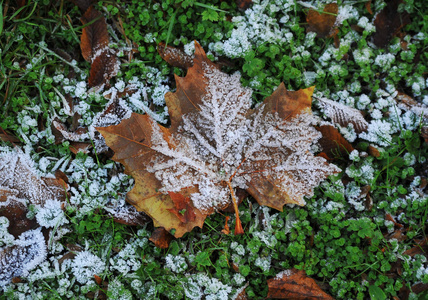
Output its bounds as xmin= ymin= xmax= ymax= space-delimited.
xmin=97 ymin=42 xmax=339 ymax=237
xmin=267 ymin=269 xmax=335 ymax=299
xmin=306 ymin=3 xmax=339 ymax=38
xmin=167 ymin=191 xmax=197 ymax=223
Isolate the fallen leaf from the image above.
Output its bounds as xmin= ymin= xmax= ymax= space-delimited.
xmin=167 ymin=191 xmax=197 ymax=223
xmin=316 ymin=125 xmax=354 ymax=160
xmin=97 ymin=42 xmax=339 ymax=237
xmin=0 ymin=148 xmax=67 ymax=206
xmin=316 ymin=97 xmax=368 ymax=133
xmin=158 ymin=43 xmax=194 ymax=70
xmin=236 ymin=0 xmax=253 ymax=10
xmin=403 ymin=238 xmax=428 ymax=257
xmin=306 ymin=3 xmax=339 ymax=38
xmin=80 ymin=6 xmax=119 ymax=87
xmin=365 ymin=0 xmax=373 ymax=15
xmin=105 ymin=202 xmax=151 ymax=226
xmin=80 ymin=6 xmax=109 ymax=63
xmin=373 ymin=0 xmax=410 ymax=48
xmin=367 ymin=145 xmax=381 ymax=158
xmin=0 ymin=228 xmax=47 ymax=287
xmin=0 ymin=192 xmax=38 ymax=238
xmin=149 ymin=227 xmax=174 ymax=249
xmin=267 ymin=269 xmax=334 ymax=299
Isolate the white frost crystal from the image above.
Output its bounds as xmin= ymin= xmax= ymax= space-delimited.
xmin=147 ymin=64 xmax=339 ymax=212
xmin=71 ymin=251 xmax=106 ymax=284
xmin=0 ymin=228 xmax=47 ymax=288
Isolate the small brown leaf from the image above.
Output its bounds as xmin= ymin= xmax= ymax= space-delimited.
xmin=236 ymin=0 xmax=253 ymax=10
xmin=403 ymin=238 xmax=428 ymax=257
xmin=373 ymin=0 xmax=410 ymax=48
xmin=94 ymin=274 xmax=102 ymax=285
xmin=167 ymin=191 xmax=197 ymax=223
xmin=317 ymin=97 xmax=368 ymax=133
xmin=158 ymin=43 xmax=194 ymax=70
xmin=306 ymin=4 xmax=339 ymax=38
xmin=69 ymin=142 xmax=92 ymax=154
xmin=365 ymin=0 xmax=373 ymax=15
xmin=80 ymin=6 xmax=119 ymax=87
xmin=108 ymin=204 xmax=151 ymax=226
xmin=88 ymin=50 xmax=119 ymax=87
xmin=267 ymin=269 xmax=334 ymax=299
xmin=80 ymin=6 xmax=109 ymax=63
xmin=0 ymin=194 xmax=39 ymax=238
xmin=367 ymin=145 xmax=381 ymax=158
xmin=316 ymin=125 xmax=354 ymax=160
xmin=149 ymin=227 xmax=174 ymax=249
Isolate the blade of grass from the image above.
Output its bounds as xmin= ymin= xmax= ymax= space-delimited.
xmin=194 ymin=2 xmax=227 ymax=13
xmin=165 ymin=10 xmax=176 ymax=48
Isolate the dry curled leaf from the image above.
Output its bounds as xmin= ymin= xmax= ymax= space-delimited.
xmin=317 ymin=97 xmax=368 ymax=133
xmin=97 ymin=42 xmax=340 ymax=237
xmin=306 ymin=3 xmax=339 ymax=38
xmin=267 ymin=269 xmax=334 ymax=299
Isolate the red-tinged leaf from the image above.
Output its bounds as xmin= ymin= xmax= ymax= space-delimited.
xmin=267 ymin=269 xmax=335 ymax=299
xmin=316 ymin=125 xmax=354 ymax=160
xmin=306 ymin=3 xmax=339 ymax=38
xmin=94 ymin=274 xmax=102 ymax=285
xmin=158 ymin=43 xmax=194 ymax=70
xmin=149 ymin=227 xmax=175 ymax=249
xmin=167 ymin=191 xmax=197 ymax=223
xmin=80 ymin=6 xmax=109 ymax=62
xmin=373 ymin=0 xmax=410 ymax=48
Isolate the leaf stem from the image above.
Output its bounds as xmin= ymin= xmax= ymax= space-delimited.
xmin=227 ymin=180 xmax=244 ymax=235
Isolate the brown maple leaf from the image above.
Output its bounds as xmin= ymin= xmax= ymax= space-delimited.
xmin=267 ymin=269 xmax=334 ymax=299
xmin=97 ymin=42 xmax=340 ymax=237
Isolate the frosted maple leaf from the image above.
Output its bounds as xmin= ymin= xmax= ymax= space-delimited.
xmin=98 ymin=42 xmax=340 ymax=237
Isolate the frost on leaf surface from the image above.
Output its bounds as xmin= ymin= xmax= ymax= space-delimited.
xmin=97 ymin=42 xmax=340 ymax=237
xmin=0 ymin=148 xmax=66 ymax=206
xmin=0 ymin=228 xmax=47 ymax=288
